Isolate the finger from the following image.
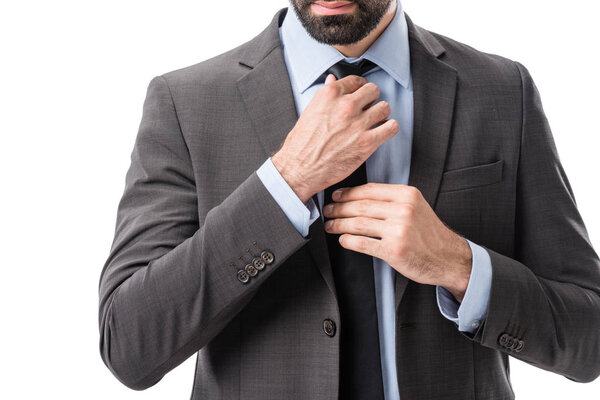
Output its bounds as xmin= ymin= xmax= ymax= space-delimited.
xmin=362 ymin=100 xmax=391 ymax=129
xmin=334 ymin=75 xmax=368 ymax=95
xmin=348 ymin=81 xmax=380 ymax=110
xmin=325 ymin=216 xmax=385 ymax=239
xmin=366 ymin=118 xmax=399 ymax=146
xmin=332 ymin=183 xmax=422 ymax=204
xmin=325 ymin=73 xmax=336 ymax=85
xmin=323 ymin=199 xmax=393 ymax=220
xmin=339 ymin=233 xmax=384 ymax=260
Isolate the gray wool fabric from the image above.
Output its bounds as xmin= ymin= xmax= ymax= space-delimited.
xmin=98 ymin=7 xmax=600 ymax=399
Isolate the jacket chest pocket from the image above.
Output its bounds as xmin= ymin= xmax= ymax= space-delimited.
xmin=434 ymin=159 xmax=505 ymax=240
xmin=439 ymin=159 xmax=504 ymax=193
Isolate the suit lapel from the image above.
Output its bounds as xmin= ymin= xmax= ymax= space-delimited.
xmin=395 ymin=16 xmax=458 ymax=310
xmin=237 ymin=8 xmax=338 ymax=300
xmin=236 ymin=9 xmax=458 ymax=309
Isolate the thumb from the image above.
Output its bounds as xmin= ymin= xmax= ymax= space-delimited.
xmin=325 ymin=73 xmax=336 ymax=85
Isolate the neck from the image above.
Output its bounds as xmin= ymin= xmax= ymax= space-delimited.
xmin=332 ymin=0 xmax=397 ymax=58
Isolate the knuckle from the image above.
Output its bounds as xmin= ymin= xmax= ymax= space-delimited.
xmin=378 ymin=102 xmax=390 ymax=119
xmin=356 ymin=217 xmax=368 ymax=231
xmin=397 ymin=225 xmax=409 ymax=239
xmin=321 ymin=84 xmax=337 ymax=98
xmin=406 ymin=186 xmax=421 ymax=201
xmin=338 ymin=98 xmax=355 ymax=117
xmin=373 ymin=83 xmax=380 ymax=97
xmin=366 ymin=82 xmax=379 ymax=96
xmin=398 ymin=204 xmax=415 ymax=218
xmin=356 ymin=200 xmax=368 ymax=215
xmin=347 ymin=236 xmax=365 ymax=251
xmin=356 ymin=133 xmax=373 ymax=148
xmin=331 ymin=203 xmax=342 ymax=218
xmin=353 ymin=236 xmax=364 ymax=251
xmin=352 ymin=75 xmax=367 ymax=85
xmin=383 ymin=119 xmax=399 ymax=136
xmin=361 ymin=182 xmax=376 ymax=196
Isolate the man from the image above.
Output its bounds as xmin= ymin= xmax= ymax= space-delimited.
xmin=98 ymin=0 xmax=600 ymax=398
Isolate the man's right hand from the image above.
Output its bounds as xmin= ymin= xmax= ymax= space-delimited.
xmin=271 ymin=73 xmax=399 ymax=204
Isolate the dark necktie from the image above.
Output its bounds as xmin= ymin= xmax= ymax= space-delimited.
xmin=323 ymin=59 xmax=385 ymax=400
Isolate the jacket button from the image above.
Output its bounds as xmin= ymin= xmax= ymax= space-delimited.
xmin=506 ymin=337 xmax=515 ymax=348
xmin=498 ymin=333 xmax=510 ymax=347
xmin=245 ymin=263 xmax=258 ymax=277
xmin=252 ymin=257 xmax=266 ymax=271
xmin=237 ymin=270 xmax=250 ymax=284
xmin=323 ymin=319 xmax=336 ymax=337
xmin=515 ymin=340 xmax=525 ymax=352
xmin=261 ymin=250 xmax=275 ymax=264
xmin=510 ymin=338 xmax=520 ymax=350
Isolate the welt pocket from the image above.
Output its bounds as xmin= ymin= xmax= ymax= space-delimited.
xmin=439 ymin=159 xmax=504 ymax=193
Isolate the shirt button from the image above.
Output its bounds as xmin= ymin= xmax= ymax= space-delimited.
xmin=323 ymin=319 xmax=336 ymax=337
xmin=470 ymin=320 xmax=480 ymax=329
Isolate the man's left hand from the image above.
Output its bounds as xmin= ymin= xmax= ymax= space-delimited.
xmin=323 ymin=183 xmax=473 ymax=302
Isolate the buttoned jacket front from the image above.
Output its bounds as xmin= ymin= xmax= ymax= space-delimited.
xmin=98 ymin=7 xmax=600 ymax=400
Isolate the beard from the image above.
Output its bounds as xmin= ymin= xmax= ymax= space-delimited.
xmin=289 ymin=0 xmax=394 ymax=45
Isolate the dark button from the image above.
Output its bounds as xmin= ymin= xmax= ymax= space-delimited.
xmin=506 ymin=337 xmax=515 ymax=348
xmin=252 ymin=257 xmax=266 ymax=271
xmin=498 ymin=333 xmax=510 ymax=346
xmin=515 ymin=340 xmax=524 ymax=352
xmin=245 ymin=263 xmax=258 ymax=277
xmin=323 ymin=319 xmax=336 ymax=337
xmin=261 ymin=250 xmax=275 ymax=264
xmin=237 ymin=270 xmax=250 ymax=284
xmin=510 ymin=338 xmax=520 ymax=350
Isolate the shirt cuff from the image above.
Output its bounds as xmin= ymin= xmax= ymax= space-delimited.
xmin=436 ymin=238 xmax=493 ymax=333
xmin=256 ymin=157 xmax=320 ymax=237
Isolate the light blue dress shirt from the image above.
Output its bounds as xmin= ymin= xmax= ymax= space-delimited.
xmin=256 ymin=2 xmax=493 ymax=399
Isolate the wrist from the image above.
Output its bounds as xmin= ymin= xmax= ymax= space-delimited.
xmin=271 ymin=153 xmax=313 ymax=204
xmin=444 ymin=236 xmax=473 ymax=303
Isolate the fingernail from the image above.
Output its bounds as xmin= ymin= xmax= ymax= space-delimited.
xmin=325 ymin=220 xmax=333 ymax=230
xmin=332 ymin=189 xmax=342 ymax=200
xmin=323 ymin=204 xmax=333 ymax=215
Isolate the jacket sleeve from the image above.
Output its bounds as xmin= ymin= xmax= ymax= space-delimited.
xmin=98 ymin=76 xmax=311 ymax=390
xmin=256 ymin=156 xmax=320 ymax=237
xmin=466 ymin=62 xmax=600 ymax=383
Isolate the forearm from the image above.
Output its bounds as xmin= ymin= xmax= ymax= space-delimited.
xmin=98 ymin=76 xmax=312 ymax=390
xmin=471 ymin=246 xmax=600 ymax=382
xmin=256 ymin=156 xmax=320 ymax=237
xmin=99 ymin=172 xmax=309 ymax=390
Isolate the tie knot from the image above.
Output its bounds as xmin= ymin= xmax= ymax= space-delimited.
xmin=325 ymin=59 xmax=378 ymax=80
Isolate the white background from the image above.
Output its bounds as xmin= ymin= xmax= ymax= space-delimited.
xmin=1 ymin=0 xmax=598 ymax=398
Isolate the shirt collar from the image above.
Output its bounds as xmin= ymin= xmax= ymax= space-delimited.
xmin=279 ymin=0 xmax=410 ymax=93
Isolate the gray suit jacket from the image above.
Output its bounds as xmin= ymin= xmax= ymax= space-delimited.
xmin=98 ymin=7 xmax=600 ymax=399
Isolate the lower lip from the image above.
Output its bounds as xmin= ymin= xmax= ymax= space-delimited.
xmin=311 ymin=3 xmax=356 ymax=16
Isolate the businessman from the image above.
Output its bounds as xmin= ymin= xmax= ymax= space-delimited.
xmin=98 ymin=0 xmax=600 ymax=399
